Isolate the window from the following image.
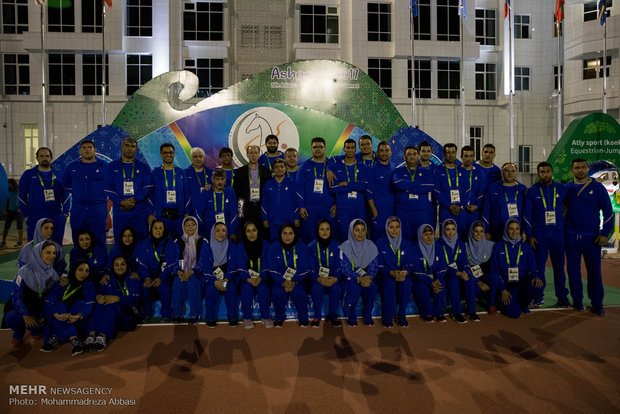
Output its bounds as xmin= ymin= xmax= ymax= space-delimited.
xmin=82 ymin=0 xmax=102 ymax=33
xmin=583 ymin=56 xmax=611 ymax=79
xmin=514 ymin=66 xmax=530 ymax=91
xmin=183 ymin=2 xmax=223 ymax=41
xmin=475 ymin=9 xmax=496 ymax=45
xmin=3 ymin=53 xmax=29 ymax=95
xmin=126 ymin=0 xmax=152 ymax=37
xmin=475 ymin=63 xmax=496 ymax=100
xmin=413 ymin=0 xmax=431 ymax=40
xmin=240 ymin=25 xmax=259 ymax=48
xmin=437 ymin=0 xmax=459 ymax=41
xmin=23 ymin=124 xmax=39 ymax=168
xmin=49 ymin=54 xmax=75 ymax=95
xmin=264 ymin=25 xmax=283 ymax=47
xmin=469 ymin=127 xmax=482 ymax=160
xmin=2 ymin=0 xmax=28 ymax=34
xmin=437 ymin=60 xmax=460 ymax=99
xmin=518 ymin=145 xmax=532 ymax=173
xmin=554 ymin=65 xmax=563 ymax=90
xmin=48 ymin=0 xmax=75 ymax=32
xmin=368 ymin=58 xmax=391 ymax=97
xmin=367 ymin=3 xmax=391 ymax=42
xmin=184 ymin=58 xmax=223 ymax=98
xmin=553 ymin=16 xmax=562 ymax=37
xmin=300 ymin=5 xmax=338 ymax=44
xmin=83 ymin=54 xmax=109 ymax=95
xmin=126 ymin=54 xmax=152 ymax=95
xmin=514 ymin=15 xmax=530 ymax=39
xmin=584 ymin=1 xmax=612 ymax=22
xmin=408 ymin=59 xmax=431 ymax=98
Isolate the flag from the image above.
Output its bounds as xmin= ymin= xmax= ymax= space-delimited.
xmin=555 ymin=0 xmax=564 ymax=22
xmin=504 ymin=0 xmax=514 ymax=95
xmin=35 ymin=0 xmax=46 ymax=4
xmin=104 ymin=0 xmax=112 ymax=7
xmin=504 ymin=0 xmax=510 ymax=19
xmin=458 ymin=0 xmax=467 ymax=19
xmin=410 ymin=0 xmax=418 ymax=18
xmin=598 ymin=0 xmax=607 ymax=26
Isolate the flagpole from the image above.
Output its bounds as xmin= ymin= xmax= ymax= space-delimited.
xmin=101 ymin=1 xmax=107 ymax=126
xmin=509 ymin=1 xmax=514 ymax=163
xmin=556 ymin=20 xmax=562 ymax=142
xmin=410 ymin=4 xmax=416 ymax=127
xmin=603 ymin=20 xmax=607 ymax=114
xmin=40 ymin=3 xmax=47 ymax=147
xmin=460 ymin=0 xmax=465 ymax=148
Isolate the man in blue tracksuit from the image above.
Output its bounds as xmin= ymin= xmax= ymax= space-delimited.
xmin=105 ymin=138 xmax=153 ymax=241
xmin=369 ymin=141 xmax=395 ymax=241
xmin=564 ymin=158 xmax=613 ymax=315
xmin=482 ymin=162 xmax=528 ymax=241
xmin=392 ymin=146 xmax=435 ymax=240
xmin=474 ymin=143 xmax=502 ymax=191
xmin=296 ymin=137 xmax=337 ymax=244
xmin=459 ymin=145 xmax=485 ymax=239
xmin=18 ymin=147 xmax=66 ymax=244
xmin=61 ymin=140 xmax=108 ymax=248
xmin=218 ymin=147 xmax=236 ymax=189
xmin=284 ymin=148 xmax=299 ymax=181
xmin=523 ymin=161 xmax=569 ymax=308
xmin=262 ymin=159 xmax=301 ymax=241
xmin=198 ymin=169 xmax=238 ymax=240
xmin=329 ymin=139 xmax=371 ymax=241
xmin=356 ymin=135 xmax=376 ymax=167
xmin=148 ymin=143 xmax=191 ymax=239
xmin=185 ymin=147 xmax=212 ymax=219
xmin=434 ymin=143 xmax=469 ymax=238
xmin=258 ymin=134 xmax=284 ymax=171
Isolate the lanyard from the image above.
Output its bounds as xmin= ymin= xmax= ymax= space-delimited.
xmin=282 ymin=246 xmax=296 ymax=269
xmin=504 ymin=243 xmax=522 ymax=267
xmin=267 ymin=156 xmax=275 ymax=171
xmin=249 ymin=169 xmax=260 ymax=187
xmin=37 ymin=172 xmax=54 ymax=188
xmin=152 ymin=243 xmax=160 ymax=262
xmin=164 ymin=168 xmax=176 ymax=189
xmin=62 ymin=284 xmax=81 ymax=302
xmin=468 ymin=168 xmax=473 ymax=189
xmin=406 ymin=166 xmax=417 ymax=182
xmin=195 ymin=169 xmax=208 ymax=187
xmin=539 ymin=185 xmax=556 ymax=211
xmin=317 ymin=244 xmax=329 ymax=268
xmin=443 ymin=245 xmax=460 ymax=265
xmin=224 ymin=169 xmax=234 ymax=187
xmin=422 ymin=257 xmax=428 ymax=272
xmin=344 ymin=163 xmax=357 ymax=183
xmin=213 ymin=192 xmax=225 ymax=212
xmin=503 ymin=188 xmax=518 ymax=203
xmin=390 ymin=244 xmax=401 ymax=267
xmin=249 ymin=258 xmax=261 ymax=272
xmin=446 ymin=167 xmax=459 ymax=188
xmin=122 ymin=162 xmax=135 ymax=181
xmin=313 ymin=161 xmax=327 ymax=179
xmin=116 ymin=279 xmax=129 ymax=296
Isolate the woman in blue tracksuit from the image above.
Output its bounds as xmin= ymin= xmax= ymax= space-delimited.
xmin=307 ymin=219 xmax=342 ymax=327
xmin=170 ymin=216 xmax=205 ymax=324
xmin=2 ymin=241 xmax=59 ymax=346
xmin=17 ymin=217 xmax=67 ymax=278
xmin=490 ymin=219 xmax=544 ymax=318
xmin=136 ymin=220 xmax=175 ymax=321
xmin=267 ymin=223 xmax=311 ymax=327
xmin=41 ymin=259 xmax=96 ymax=356
xmin=84 ymin=255 xmax=142 ymax=352
xmin=465 ymin=221 xmax=497 ymax=317
xmin=200 ymin=222 xmax=239 ymax=327
xmin=436 ymin=219 xmax=472 ymax=324
xmin=106 ymin=226 xmax=139 ymax=273
xmin=235 ymin=220 xmax=273 ymax=329
xmin=412 ymin=224 xmax=448 ymax=323
xmin=69 ymin=229 xmax=107 ymax=280
xmin=377 ymin=216 xmax=414 ymax=328
xmin=340 ymin=219 xmax=379 ymax=327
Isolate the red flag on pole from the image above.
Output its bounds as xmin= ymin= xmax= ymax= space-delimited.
xmin=35 ymin=0 xmax=46 ymax=5
xmin=104 ymin=0 xmax=112 ymax=8
xmin=555 ymin=0 xmax=565 ymax=22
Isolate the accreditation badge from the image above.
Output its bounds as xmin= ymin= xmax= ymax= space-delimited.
xmin=166 ymin=190 xmax=177 ymax=203
xmin=283 ymin=267 xmax=297 ymax=281
xmin=250 ymin=187 xmax=260 ymax=201
xmin=215 ymin=213 xmax=225 ymax=224
xmin=448 ymin=262 xmax=458 ymax=270
xmin=508 ymin=267 xmax=519 ymax=282
xmin=123 ymin=181 xmax=135 ymax=196
xmin=347 ymin=192 xmax=357 ymax=199
xmin=470 ymin=265 xmax=483 ymax=278
xmin=409 ymin=193 xmax=419 ymax=200
xmin=249 ymin=269 xmax=260 ymax=279
xmin=213 ymin=267 xmax=224 ymax=279
xmin=318 ymin=267 xmax=330 ymax=278
xmin=44 ymin=189 xmax=55 ymax=202
xmin=545 ymin=211 xmax=556 ymax=225
xmin=507 ymin=203 xmax=518 ymax=218
xmin=313 ymin=179 xmax=324 ymax=194
xmin=450 ymin=189 xmax=461 ymax=204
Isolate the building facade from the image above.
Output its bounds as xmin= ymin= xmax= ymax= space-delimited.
xmin=0 ymin=0 xmax=617 ymax=182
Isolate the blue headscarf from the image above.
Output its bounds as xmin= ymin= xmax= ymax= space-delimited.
xmin=181 ymin=216 xmax=199 ymax=271
xmin=502 ymin=219 xmax=521 ymax=246
xmin=440 ymin=219 xmax=458 ymax=250
xmin=210 ymin=223 xmax=229 ymax=267
xmin=466 ymin=221 xmax=494 ymax=265
xmin=416 ymin=224 xmax=435 ymax=267
xmin=385 ymin=216 xmax=402 ymax=251
xmin=339 ymin=219 xmax=378 ymax=270
xmin=17 ymin=218 xmax=61 ymax=268
xmin=15 ymin=241 xmax=59 ymax=293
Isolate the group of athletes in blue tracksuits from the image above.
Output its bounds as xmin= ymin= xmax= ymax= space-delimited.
xmin=3 ymin=134 xmax=613 ymax=354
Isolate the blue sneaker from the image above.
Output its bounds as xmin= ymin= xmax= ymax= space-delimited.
xmin=591 ymin=306 xmax=606 ymax=316
xmin=532 ymin=299 xmax=544 ymax=308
